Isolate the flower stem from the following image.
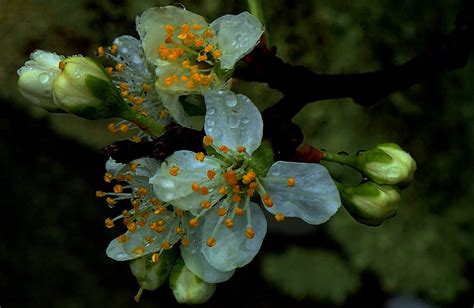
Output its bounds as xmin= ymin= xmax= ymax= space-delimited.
xmin=321 ymin=151 xmax=358 ymax=167
xmin=120 ymin=107 xmax=165 ymax=137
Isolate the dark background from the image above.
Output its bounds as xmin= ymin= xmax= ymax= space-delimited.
xmin=1 ymin=0 xmax=473 ymax=307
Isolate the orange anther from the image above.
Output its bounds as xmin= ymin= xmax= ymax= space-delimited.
xmin=106 ymin=197 xmax=117 ymax=206
xmin=110 ymin=44 xmax=118 ymax=55
xmin=237 ymin=146 xmax=246 ymax=153
xmin=200 ymin=186 xmax=209 ymax=195
xmin=105 ymin=67 xmax=113 ymax=75
xmin=201 ymin=200 xmax=211 ymax=209
xmin=161 ymin=240 xmax=171 ymax=250
xmin=275 ymin=213 xmax=285 ymax=222
xmin=207 ymin=170 xmax=216 ymax=180
xmin=218 ymin=186 xmax=227 ymax=195
xmin=133 ymin=246 xmax=145 ymax=254
xmin=234 ymin=207 xmax=245 ymax=216
xmin=118 ymin=123 xmax=129 ymax=133
xmin=192 ymin=183 xmax=200 ymax=192
xmin=58 ymin=61 xmax=66 ymax=70
xmin=97 ymin=46 xmax=105 ymax=56
xmin=151 ymin=252 xmax=160 ymax=263
xmin=169 ymin=166 xmax=180 ymax=176
xmin=217 ymin=207 xmax=227 ymax=216
xmin=175 ymin=208 xmax=184 ymax=217
xmin=116 ymin=63 xmax=125 ymax=72
xmin=154 ymin=206 xmax=165 ymax=215
xmin=212 ymin=49 xmax=222 ymax=59
xmin=264 ymin=198 xmax=273 ymax=207
xmin=232 ymin=194 xmax=242 ymax=203
xmin=103 ymin=172 xmax=113 ymax=183
xmin=219 ymin=145 xmax=229 ymax=153
xmin=232 ymin=185 xmax=240 ymax=193
xmin=118 ymin=234 xmax=129 ymax=243
xmin=195 ymin=152 xmax=205 ymax=162
xmin=207 ymin=237 xmax=216 ymax=247
xmin=113 ymin=184 xmax=123 ymax=194
xmin=105 ymin=218 xmax=114 ymax=228
xmin=246 ymin=189 xmax=255 ymax=197
xmin=203 ymin=135 xmax=213 ymax=146
xmin=287 ymin=177 xmax=295 ymax=187
xmin=225 ymin=218 xmax=234 ymax=228
xmin=245 ymin=228 xmax=255 ymax=239
xmin=189 ymin=217 xmax=199 ymax=227
xmin=127 ymin=222 xmax=137 ymax=232
xmin=181 ymin=237 xmax=190 ymax=246
xmin=247 ymin=171 xmax=257 ymax=180
xmin=107 ymin=123 xmax=116 ymax=134
xmin=96 ymin=191 xmax=106 ymax=198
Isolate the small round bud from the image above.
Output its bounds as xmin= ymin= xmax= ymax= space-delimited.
xmin=129 ymin=249 xmax=177 ymax=291
xmin=356 ymin=143 xmax=416 ymax=186
xmin=169 ymin=258 xmax=216 ymax=304
xmin=339 ymin=181 xmax=400 ymax=226
xmin=17 ymin=50 xmax=65 ymax=112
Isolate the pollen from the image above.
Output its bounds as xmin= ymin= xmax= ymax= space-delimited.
xmin=203 ymin=28 xmax=214 ymax=38
xmin=161 ymin=240 xmax=171 ymax=250
xmin=96 ymin=191 xmax=106 ymax=198
xmin=207 ymin=237 xmax=216 ymax=247
xmin=287 ymin=177 xmax=296 ymax=187
xmin=151 ymin=252 xmax=160 ymax=263
xmin=217 ymin=207 xmax=227 ymax=216
xmin=200 ymin=186 xmax=209 ymax=195
xmin=192 ymin=183 xmax=200 ymax=192
xmin=218 ymin=186 xmax=227 ymax=195
xmin=118 ymin=123 xmax=129 ymax=133
xmin=154 ymin=206 xmax=165 ymax=215
xmin=113 ymin=184 xmax=123 ymax=194
xmin=127 ymin=222 xmax=137 ymax=232
xmin=110 ymin=44 xmax=118 ymax=55
xmin=97 ymin=46 xmax=105 ymax=56
xmin=225 ymin=218 xmax=234 ymax=228
xmin=133 ymin=246 xmax=145 ymax=255
xmin=201 ymin=200 xmax=211 ymax=209
xmin=103 ymin=172 xmax=113 ymax=183
xmin=118 ymin=234 xmax=129 ymax=243
xmin=207 ymin=170 xmax=216 ymax=180
xmin=219 ymin=145 xmax=229 ymax=153
xmin=275 ymin=213 xmax=285 ymax=222
xmin=169 ymin=165 xmax=180 ymax=176
xmin=203 ymin=135 xmax=213 ymax=146
xmin=237 ymin=146 xmax=246 ymax=153
xmin=235 ymin=207 xmax=245 ymax=216
xmin=189 ymin=217 xmax=199 ymax=227
xmin=232 ymin=194 xmax=242 ymax=203
xmin=116 ymin=63 xmax=125 ymax=72
xmin=264 ymin=198 xmax=273 ymax=207
xmin=181 ymin=237 xmax=190 ymax=246
xmin=105 ymin=67 xmax=114 ymax=75
xmin=245 ymin=228 xmax=256 ymax=239
xmin=105 ymin=218 xmax=115 ymax=228
xmin=106 ymin=197 xmax=117 ymax=206
xmin=195 ymin=152 xmax=205 ymax=162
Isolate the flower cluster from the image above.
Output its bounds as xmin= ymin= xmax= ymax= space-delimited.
xmin=17 ymin=4 xmax=415 ymax=305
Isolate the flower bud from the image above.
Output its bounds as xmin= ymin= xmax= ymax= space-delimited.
xmin=53 ymin=56 xmax=128 ymax=119
xmin=356 ymin=143 xmax=416 ymax=186
xmin=129 ymin=250 xmax=177 ymax=292
xmin=17 ymin=50 xmax=65 ymax=112
xmin=339 ymin=181 xmax=400 ymax=226
xmin=169 ymin=257 xmax=216 ymax=304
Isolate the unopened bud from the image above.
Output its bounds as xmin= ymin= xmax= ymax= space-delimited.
xmin=17 ymin=50 xmax=64 ymax=112
xmin=169 ymin=257 xmax=216 ymax=304
xmin=338 ymin=181 xmax=400 ymax=226
xmin=129 ymin=249 xmax=177 ymax=291
xmin=356 ymin=143 xmax=416 ymax=186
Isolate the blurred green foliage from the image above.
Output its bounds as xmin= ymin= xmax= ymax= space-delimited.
xmin=1 ymin=0 xmax=473 ymax=306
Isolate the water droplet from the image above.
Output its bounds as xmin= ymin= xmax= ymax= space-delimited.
xmin=225 ymin=93 xmax=238 ymax=107
xmin=207 ymin=107 xmax=215 ymax=115
xmin=191 ymin=249 xmax=196 ymax=255
xmin=242 ymin=117 xmax=249 ymax=124
xmin=121 ymin=47 xmax=128 ymax=53
xmin=206 ymin=119 xmax=215 ymax=127
xmin=229 ymin=115 xmax=240 ymax=128
xmin=73 ymin=71 xmax=82 ymax=79
xmin=38 ymin=73 xmax=50 ymax=84
xmin=160 ymin=179 xmax=176 ymax=189
xmin=132 ymin=54 xmax=142 ymax=64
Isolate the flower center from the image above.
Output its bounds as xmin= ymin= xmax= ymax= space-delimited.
xmin=157 ymin=23 xmax=222 ymax=90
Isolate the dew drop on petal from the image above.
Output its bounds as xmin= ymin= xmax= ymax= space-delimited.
xmin=206 ymin=119 xmax=215 ymax=127
xmin=39 ymin=73 xmax=50 ymax=84
xmin=160 ymin=178 xmax=176 ymax=189
xmin=132 ymin=55 xmax=142 ymax=64
xmin=242 ymin=117 xmax=249 ymax=124
xmin=191 ymin=249 xmax=196 ymax=255
xmin=225 ymin=93 xmax=238 ymax=107
xmin=207 ymin=107 xmax=215 ymax=115
xmin=229 ymin=115 xmax=240 ymax=128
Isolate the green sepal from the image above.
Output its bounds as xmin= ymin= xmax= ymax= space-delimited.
xmin=84 ymin=74 xmax=128 ymax=119
xmin=179 ymin=95 xmax=206 ymax=116
xmin=248 ymin=140 xmax=274 ymax=176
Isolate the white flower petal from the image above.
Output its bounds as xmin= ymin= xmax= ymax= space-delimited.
xmin=201 ymin=202 xmax=267 ymax=272
xmin=150 ymin=150 xmax=222 ymax=211
xmin=105 ymin=157 xmax=127 ymax=175
xmin=106 ymin=213 xmax=179 ymax=261
xmin=263 ymin=161 xmax=341 ymax=225
xmin=181 ymin=226 xmax=235 ymax=283
xmin=159 ymin=92 xmax=191 ymax=128
xmin=112 ymin=35 xmax=153 ymax=82
xmin=204 ymin=90 xmax=263 ymax=153
xmin=136 ymin=6 xmax=207 ymax=66
xmin=211 ymin=12 xmax=264 ymax=69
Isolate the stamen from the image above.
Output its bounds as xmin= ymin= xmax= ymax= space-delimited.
xmin=225 ymin=218 xmax=234 ymax=228
xmin=161 ymin=240 xmax=171 ymax=250
xmin=151 ymin=252 xmax=160 ymax=263
xmin=275 ymin=213 xmax=285 ymax=222
xmin=217 ymin=207 xmax=227 ymax=216
xmin=133 ymin=246 xmax=145 ymax=254
xmin=97 ymin=46 xmax=105 ymax=56
xmin=219 ymin=145 xmax=229 ymax=153
xmin=245 ymin=228 xmax=255 ymax=239
xmin=118 ymin=123 xmax=129 ymax=133
xmin=200 ymin=186 xmax=209 ymax=195
xmin=181 ymin=237 xmax=190 ymax=246
xmin=195 ymin=152 xmax=205 ymax=162
xmin=287 ymin=177 xmax=296 ymax=187
xmin=105 ymin=218 xmax=115 ymax=228
xmin=207 ymin=170 xmax=216 ymax=180
xmin=105 ymin=67 xmax=114 ymax=75
xmin=201 ymin=200 xmax=211 ymax=209
xmin=207 ymin=237 xmax=216 ymax=247
xmin=116 ymin=63 xmax=125 ymax=72
xmin=169 ymin=165 xmax=180 ymax=176
xmin=118 ymin=234 xmax=129 ymax=243
xmin=127 ymin=222 xmax=137 ymax=232
xmin=110 ymin=44 xmax=118 ymax=55
xmin=113 ymin=184 xmax=123 ymax=194
xmin=189 ymin=217 xmax=199 ymax=227
xmin=192 ymin=183 xmax=200 ymax=192
xmin=96 ymin=191 xmax=106 ymax=197
xmin=203 ymin=135 xmax=213 ymax=146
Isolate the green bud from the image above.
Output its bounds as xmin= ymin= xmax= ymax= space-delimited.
xmin=169 ymin=258 xmax=216 ymax=304
xmin=17 ymin=50 xmax=65 ymax=112
xmin=130 ymin=250 xmax=177 ymax=292
xmin=338 ymin=181 xmax=400 ymax=226
xmin=53 ymin=56 xmax=128 ymax=119
xmin=356 ymin=143 xmax=416 ymax=186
